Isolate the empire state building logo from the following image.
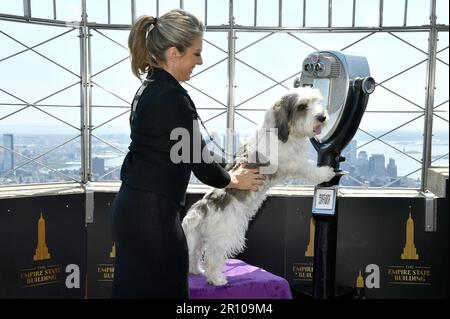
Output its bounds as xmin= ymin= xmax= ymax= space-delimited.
xmin=110 ymin=243 xmax=116 ymax=258
xmin=305 ymin=217 xmax=315 ymax=257
xmin=33 ymin=212 xmax=51 ymax=261
xmin=401 ymin=206 xmax=419 ymax=260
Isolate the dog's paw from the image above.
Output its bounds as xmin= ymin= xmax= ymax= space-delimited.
xmin=317 ymin=166 xmax=335 ymax=183
xmin=207 ymin=274 xmax=228 ymax=286
xmin=189 ymin=258 xmax=205 ymax=275
xmin=189 ymin=264 xmax=205 ymax=275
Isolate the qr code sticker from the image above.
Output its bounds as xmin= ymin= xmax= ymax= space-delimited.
xmin=314 ymin=188 xmax=335 ymax=211
xmin=318 ymin=193 xmax=331 ymax=206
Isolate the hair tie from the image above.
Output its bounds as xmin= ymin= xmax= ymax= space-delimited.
xmin=146 ymin=18 xmax=158 ymax=38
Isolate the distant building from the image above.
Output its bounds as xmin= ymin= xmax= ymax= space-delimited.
xmin=92 ymin=157 xmax=105 ymax=176
xmin=235 ymin=132 xmax=241 ymax=153
xmin=386 ymin=158 xmax=398 ymax=178
xmin=2 ymin=134 xmax=14 ymax=174
xmin=221 ymin=131 xmax=241 ymax=156
xmin=369 ymin=154 xmax=386 ymax=177
xmin=356 ymin=151 xmax=369 ymax=178
xmin=343 ymin=140 xmax=357 ymax=164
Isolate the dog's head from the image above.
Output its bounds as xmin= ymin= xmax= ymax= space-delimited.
xmin=269 ymin=87 xmax=328 ymax=142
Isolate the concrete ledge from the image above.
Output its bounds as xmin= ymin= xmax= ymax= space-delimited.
xmin=427 ymin=167 xmax=449 ymax=198
xmin=0 ymin=181 xmax=429 ymax=199
xmin=0 ymin=182 xmax=84 ymax=199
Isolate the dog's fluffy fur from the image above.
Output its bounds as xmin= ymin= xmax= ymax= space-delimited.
xmin=181 ymin=87 xmax=335 ymax=285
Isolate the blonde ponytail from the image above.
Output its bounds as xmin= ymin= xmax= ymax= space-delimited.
xmin=128 ymin=16 xmax=156 ymax=79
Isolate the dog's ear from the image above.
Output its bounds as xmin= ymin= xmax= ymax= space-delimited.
xmin=273 ymin=103 xmax=289 ymax=143
xmin=273 ymin=99 xmax=291 ymax=142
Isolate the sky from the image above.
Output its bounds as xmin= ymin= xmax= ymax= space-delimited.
xmin=0 ymin=1 xmax=449 ymax=150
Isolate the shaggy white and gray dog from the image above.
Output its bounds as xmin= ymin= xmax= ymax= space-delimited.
xmin=182 ymin=87 xmax=335 ymax=286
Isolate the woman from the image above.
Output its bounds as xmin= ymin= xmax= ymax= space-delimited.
xmin=111 ymin=9 xmax=265 ymax=299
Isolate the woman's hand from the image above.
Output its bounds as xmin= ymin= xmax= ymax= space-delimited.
xmin=226 ymin=164 xmax=266 ymax=191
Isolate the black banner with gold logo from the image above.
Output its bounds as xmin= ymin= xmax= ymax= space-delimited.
xmin=335 ymin=196 xmax=449 ymax=299
xmin=0 ymin=194 xmax=85 ymax=298
xmin=1 ymin=188 xmax=447 ymax=299
xmin=240 ymin=194 xmax=448 ymax=299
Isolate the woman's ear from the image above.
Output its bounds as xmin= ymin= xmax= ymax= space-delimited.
xmin=166 ymin=47 xmax=177 ymax=60
xmin=167 ymin=46 xmax=182 ymax=61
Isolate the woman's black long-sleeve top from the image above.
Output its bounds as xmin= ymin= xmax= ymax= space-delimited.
xmin=120 ymin=68 xmax=230 ymax=205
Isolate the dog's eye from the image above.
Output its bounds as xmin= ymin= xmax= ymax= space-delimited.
xmin=297 ymin=103 xmax=308 ymax=110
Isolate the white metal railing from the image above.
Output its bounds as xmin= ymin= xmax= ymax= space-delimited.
xmin=0 ymin=0 xmax=448 ymax=191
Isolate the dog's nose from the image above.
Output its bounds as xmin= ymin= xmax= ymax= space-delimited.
xmin=317 ymin=114 xmax=327 ymax=123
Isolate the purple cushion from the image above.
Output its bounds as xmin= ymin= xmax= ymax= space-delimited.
xmin=189 ymin=259 xmax=293 ymax=299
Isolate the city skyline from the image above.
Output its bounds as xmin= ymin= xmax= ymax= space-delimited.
xmin=2 ymin=130 xmax=448 ymax=188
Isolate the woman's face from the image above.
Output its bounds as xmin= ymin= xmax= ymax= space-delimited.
xmin=171 ymin=36 xmax=203 ymax=82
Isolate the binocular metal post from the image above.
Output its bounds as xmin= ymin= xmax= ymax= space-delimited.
xmin=295 ymin=50 xmax=375 ymax=299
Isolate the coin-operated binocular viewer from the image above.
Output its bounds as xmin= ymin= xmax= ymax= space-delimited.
xmin=294 ymin=51 xmax=375 ymax=299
